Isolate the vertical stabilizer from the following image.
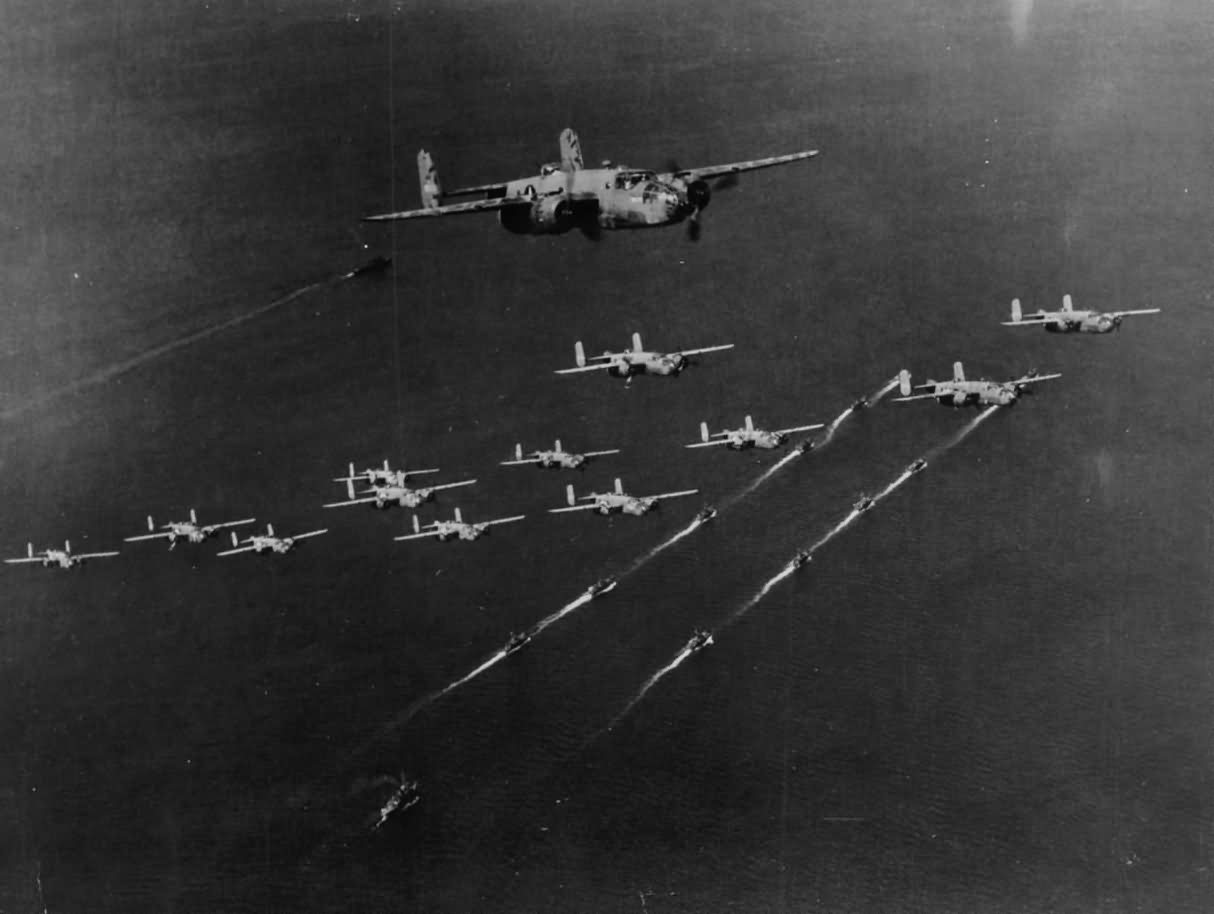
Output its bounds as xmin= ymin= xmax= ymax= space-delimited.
xmin=65 ymin=540 xmax=71 ymax=554
xmin=700 ymin=421 xmax=710 ymax=443
xmin=417 ymin=150 xmax=442 ymax=209
xmin=566 ymin=484 xmax=576 ymax=506
xmin=952 ymin=361 xmax=966 ymax=382
xmin=454 ymin=507 xmax=463 ymax=524
xmin=554 ymin=439 xmax=562 ymax=454
xmin=412 ymin=515 xmax=421 ymax=534
xmin=559 ymin=128 xmax=584 ymax=172
xmin=614 ymin=477 xmax=624 ymax=495
xmin=190 ymin=508 xmax=198 ymax=524
xmin=231 ymin=531 xmax=239 ymax=547
xmin=1062 ymin=294 xmax=1074 ymax=312
xmin=631 ymin=332 xmax=643 ymax=353
xmin=515 ymin=443 xmax=524 ymax=461
xmin=1010 ymin=298 xmax=1022 ymax=322
xmin=899 ymin=370 xmax=911 ymax=397
xmin=744 ymin=415 xmax=755 ymax=432
xmin=267 ymin=523 xmax=275 ymax=537
xmin=574 ymin=341 xmax=586 ymax=368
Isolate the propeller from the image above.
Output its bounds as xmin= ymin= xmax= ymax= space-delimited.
xmin=665 ymin=159 xmax=740 ymax=242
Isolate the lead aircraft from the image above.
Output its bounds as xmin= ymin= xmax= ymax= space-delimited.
xmin=686 ymin=414 xmax=823 ymax=450
xmin=218 ymin=524 xmax=327 ymax=556
xmin=124 ymin=509 xmax=255 ymax=549
xmin=1002 ymin=294 xmax=1160 ymax=333
xmin=363 ymin=128 xmax=819 ymax=240
xmin=396 ymin=508 xmax=526 ymax=543
xmin=556 ymin=333 xmax=733 ymax=380
xmin=550 ymin=477 xmax=698 ymax=516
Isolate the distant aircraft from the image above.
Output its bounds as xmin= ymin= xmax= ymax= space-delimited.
xmin=334 ymin=459 xmax=440 ymax=489
xmin=371 ymin=773 xmax=420 ymax=831
xmin=549 ymin=477 xmax=698 ymax=516
xmin=395 ymin=508 xmax=525 ymax=543
xmin=894 ymin=362 xmax=1061 ymax=407
xmin=685 ymin=414 xmax=824 ymax=450
xmin=363 ymin=128 xmax=819 ymax=241
xmin=324 ymin=476 xmax=476 ymax=510
xmin=500 ymin=440 xmax=620 ymax=470
xmin=1003 ymin=294 xmax=1159 ymax=333
xmin=556 ymin=333 xmax=733 ymax=379
xmin=217 ymin=524 xmax=327 ymax=556
xmin=5 ymin=540 xmax=119 ymax=569
xmin=124 ymin=509 xmax=255 ymax=550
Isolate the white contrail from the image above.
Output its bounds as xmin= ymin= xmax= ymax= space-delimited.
xmin=0 ymin=263 xmax=379 ymax=421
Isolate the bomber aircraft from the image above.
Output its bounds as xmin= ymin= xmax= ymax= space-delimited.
xmin=1002 ymin=294 xmax=1160 ymax=333
xmin=324 ymin=476 xmax=476 ymax=511
xmin=395 ymin=508 xmax=525 ymax=543
xmin=550 ymin=478 xmax=698 ymax=517
xmin=556 ymin=333 xmax=733 ymax=380
xmin=501 ymin=439 xmax=620 ymax=470
xmin=686 ymin=414 xmax=824 ymax=450
xmin=218 ymin=524 xmax=327 ymax=556
xmin=335 ymin=459 xmax=440 ymax=489
xmin=363 ymin=128 xmax=819 ymax=241
xmin=6 ymin=540 xmax=119 ymax=569
xmin=894 ymin=362 xmax=1061 ymax=408
xmin=124 ymin=509 xmax=255 ymax=549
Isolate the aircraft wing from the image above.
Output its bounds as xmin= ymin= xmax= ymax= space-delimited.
xmin=774 ymin=423 xmax=825 ymax=434
xmin=5 ymin=556 xmax=45 ymax=564
xmin=1108 ymin=308 xmax=1161 ymax=317
xmin=665 ymin=150 xmax=819 ymax=182
xmin=291 ymin=529 xmax=329 ymax=541
xmin=554 ymin=364 xmax=613 ymax=375
xmin=216 ymin=544 xmax=257 ymax=556
xmin=363 ymin=196 xmax=523 ymax=222
xmin=484 ymin=514 xmax=526 ymax=527
xmin=548 ymin=504 xmax=600 ymax=514
xmin=429 ymin=479 xmax=477 ymax=493
xmin=323 ymin=495 xmax=380 ymax=508
xmin=206 ymin=518 xmax=256 ymax=531
xmin=76 ymin=551 xmax=120 ymax=560
xmin=1001 ymin=316 xmax=1054 ymax=326
xmin=684 ymin=440 xmax=729 ymax=449
xmin=581 ymin=449 xmax=622 ymax=457
xmin=393 ymin=529 xmax=442 ymax=541
xmin=1009 ymin=372 xmax=1062 ymax=386
xmin=124 ymin=531 xmax=171 ymax=542
xmin=673 ymin=344 xmax=735 ymax=357
xmin=499 ymin=456 xmax=540 ymax=466
xmin=891 ymin=392 xmax=944 ymax=402
xmin=651 ymin=488 xmax=699 ymax=500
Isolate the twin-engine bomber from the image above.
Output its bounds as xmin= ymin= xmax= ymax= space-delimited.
xmin=363 ymin=128 xmax=819 ymax=241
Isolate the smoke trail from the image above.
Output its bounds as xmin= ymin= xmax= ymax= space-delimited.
xmin=929 ymin=404 xmax=1001 ymax=457
xmin=620 ymin=514 xmax=706 ymax=576
xmin=1 ymin=259 xmax=383 ymax=421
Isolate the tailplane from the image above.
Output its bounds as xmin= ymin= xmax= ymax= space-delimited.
xmin=417 ymin=150 xmax=442 ymax=209
xmin=559 ymin=128 xmax=584 ymax=172
xmin=1010 ymin=298 xmax=1022 ymax=323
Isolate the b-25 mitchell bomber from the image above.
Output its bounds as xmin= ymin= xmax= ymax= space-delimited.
xmin=334 ymin=459 xmax=440 ymax=489
xmin=549 ymin=478 xmax=698 ymax=517
xmin=894 ymin=362 xmax=1061 ymax=408
xmin=556 ymin=333 xmax=733 ymax=380
xmin=363 ymin=128 xmax=819 ymax=241
xmin=1003 ymin=294 xmax=1159 ymax=333
xmin=124 ymin=509 xmax=255 ymax=549
xmin=217 ymin=524 xmax=327 ymax=556
xmin=686 ymin=414 xmax=824 ymax=450
xmin=324 ymin=476 xmax=476 ymax=511
xmin=395 ymin=508 xmax=525 ymax=543
xmin=5 ymin=540 xmax=119 ymax=569
xmin=500 ymin=440 xmax=620 ymax=470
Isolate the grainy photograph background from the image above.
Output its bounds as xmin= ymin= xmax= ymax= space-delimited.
xmin=2 ymin=0 xmax=1211 ymax=911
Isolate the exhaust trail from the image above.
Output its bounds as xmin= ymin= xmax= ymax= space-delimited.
xmin=1 ymin=259 xmax=384 ymax=421
xmin=929 ymin=404 xmax=1001 ymax=457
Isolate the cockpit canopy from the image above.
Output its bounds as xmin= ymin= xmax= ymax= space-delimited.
xmin=539 ymin=163 xmax=561 ymax=177
xmin=613 ymin=170 xmax=659 ymax=190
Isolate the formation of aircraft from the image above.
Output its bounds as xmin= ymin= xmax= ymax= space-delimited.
xmin=549 ymin=478 xmax=698 ymax=517
xmin=556 ymin=333 xmax=734 ymax=379
xmin=894 ymin=362 xmax=1061 ymax=407
xmin=395 ymin=507 xmax=526 ymax=543
xmin=5 ymin=541 xmax=119 ymax=569
xmin=335 ymin=459 xmax=440 ymax=489
xmin=124 ymin=509 xmax=255 ymax=549
xmin=363 ymin=128 xmax=819 ymax=241
xmin=686 ymin=414 xmax=824 ymax=451
xmin=1003 ymin=294 xmax=1160 ymax=333
xmin=500 ymin=440 xmax=620 ymax=470
xmin=324 ymin=476 xmax=476 ymax=511
xmin=217 ymin=524 xmax=328 ymax=556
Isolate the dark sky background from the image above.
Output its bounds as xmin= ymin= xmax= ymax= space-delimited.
xmin=2 ymin=1 xmax=1212 ymax=911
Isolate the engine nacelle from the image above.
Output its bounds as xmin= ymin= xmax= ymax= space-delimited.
xmin=498 ymin=195 xmax=577 ymax=235
xmin=686 ymin=178 xmax=711 ymax=211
